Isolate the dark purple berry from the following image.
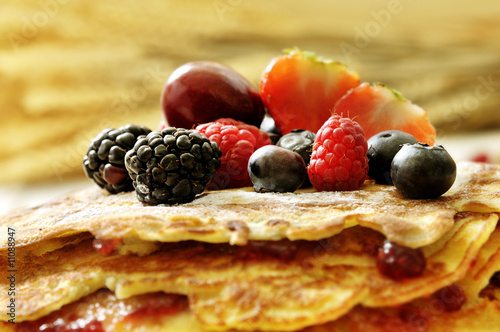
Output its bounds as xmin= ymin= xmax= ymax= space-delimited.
xmin=83 ymin=124 xmax=151 ymax=193
xmin=260 ymin=114 xmax=282 ymax=144
xmin=366 ymin=130 xmax=418 ymax=185
xmin=276 ymin=129 xmax=316 ymax=165
xmin=276 ymin=129 xmax=316 ymax=187
xmin=248 ymin=145 xmax=306 ymax=193
xmin=125 ymin=128 xmax=221 ymax=205
xmin=391 ymin=143 xmax=456 ymax=199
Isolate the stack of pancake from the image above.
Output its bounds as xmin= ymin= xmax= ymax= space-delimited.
xmin=1 ymin=161 xmax=500 ymax=331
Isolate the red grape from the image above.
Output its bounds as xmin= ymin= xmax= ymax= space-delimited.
xmin=161 ymin=61 xmax=265 ymax=129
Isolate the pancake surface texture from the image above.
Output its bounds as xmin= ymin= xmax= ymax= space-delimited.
xmin=1 ymin=213 xmax=498 ymax=330
xmin=1 ymin=161 xmax=500 ymax=331
xmin=1 ymin=162 xmax=499 ymax=253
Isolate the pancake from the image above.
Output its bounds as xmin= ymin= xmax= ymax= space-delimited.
xmin=1 ymin=161 xmax=500 ymax=331
xmin=1 ymin=213 xmax=497 ymax=331
xmin=7 ymin=289 xmax=500 ymax=332
xmin=5 ymin=212 xmax=500 ymax=331
xmin=1 ymin=162 xmax=499 ymax=257
xmin=457 ymin=226 xmax=500 ymax=307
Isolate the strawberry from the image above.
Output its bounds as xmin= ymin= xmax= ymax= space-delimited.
xmin=333 ymin=82 xmax=436 ymax=145
xmin=260 ymin=49 xmax=361 ymax=135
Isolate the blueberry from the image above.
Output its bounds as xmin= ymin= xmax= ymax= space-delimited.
xmin=248 ymin=145 xmax=307 ymax=193
xmin=367 ymin=130 xmax=419 ymax=185
xmin=260 ymin=114 xmax=282 ymax=144
xmin=391 ymin=143 xmax=456 ymax=199
xmin=276 ymin=129 xmax=316 ymax=165
xmin=276 ymin=129 xmax=316 ymax=188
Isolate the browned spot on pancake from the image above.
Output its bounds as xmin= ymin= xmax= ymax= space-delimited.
xmin=455 ymin=211 xmax=480 ymax=221
xmin=227 ymin=220 xmax=250 ymax=246
xmin=187 ymin=228 xmax=216 ymax=234
xmin=266 ymin=219 xmax=290 ymax=227
xmin=170 ymin=215 xmax=203 ymax=227
xmin=428 ymin=261 xmax=447 ymax=273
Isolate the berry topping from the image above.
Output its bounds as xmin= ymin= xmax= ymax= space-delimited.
xmin=333 ymin=82 xmax=436 ymax=145
xmin=125 ymin=128 xmax=221 ymax=205
xmin=277 ymin=129 xmax=316 ymax=188
xmin=376 ymin=240 xmax=426 ymax=280
xmin=366 ymin=130 xmax=419 ymax=185
xmin=161 ymin=61 xmax=265 ymax=129
xmin=83 ymin=124 xmax=151 ymax=194
xmin=124 ymin=293 xmax=189 ymax=322
xmin=195 ymin=118 xmax=271 ymax=189
xmin=308 ymin=115 xmax=369 ymax=191
xmin=260 ymin=113 xmax=282 ymax=144
xmin=391 ymin=143 xmax=457 ymax=199
xmin=260 ymin=49 xmax=361 ymax=135
xmin=276 ymin=129 xmax=316 ymax=166
xmin=248 ymin=145 xmax=307 ymax=193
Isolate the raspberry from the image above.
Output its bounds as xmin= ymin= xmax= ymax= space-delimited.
xmin=195 ymin=118 xmax=271 ymax=189
xmin=308 ymin=115 xmax=368 ymax=191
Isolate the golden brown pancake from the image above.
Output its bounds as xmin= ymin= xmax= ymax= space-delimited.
xmin=1 ymin=213 xmax=497 ymax=331
xmin=1 ymin=162 xmax=499 ymax=257
xmin=1 ymin=161 xmax=499 ymax=331
xmin=457 ymin=226 xmax=500 ymax=308
xmin=10 ymin=286 xmax=500 ymax=332
xmin=5 ymin=216 xmax=500 ymax=331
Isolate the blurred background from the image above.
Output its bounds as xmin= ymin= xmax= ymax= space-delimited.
xmin=1 ymin=0 xmax=500 ymax=213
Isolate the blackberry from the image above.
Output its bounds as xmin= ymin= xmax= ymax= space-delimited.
xmin=83 ymin=124 xmax=151 ymax=193
xmin=125 ymin=127 xmax=221 ymax=205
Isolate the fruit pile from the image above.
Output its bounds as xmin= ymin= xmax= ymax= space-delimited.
xmin=83 ymin=48 xmax=456 ymax=205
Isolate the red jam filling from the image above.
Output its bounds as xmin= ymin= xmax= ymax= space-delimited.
xmin=398 ymin=304 xmax=430 ymax=330
xmin=124 ymin=293 xmax=189 ymax=323
xmin=376 ymin=240 xmax=426 ymax=281
xmin=238 ymin=240 xmax=298 ymax=261
xmin=433 ymin=284 xmax=467 ymax=312
xmin=16 ymin=290 xmax=188 ymax=331
xmin=17 ymin=318 xmax=104 ymax=332
xmin=92 ymin=238 xmax=123 ymax=254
